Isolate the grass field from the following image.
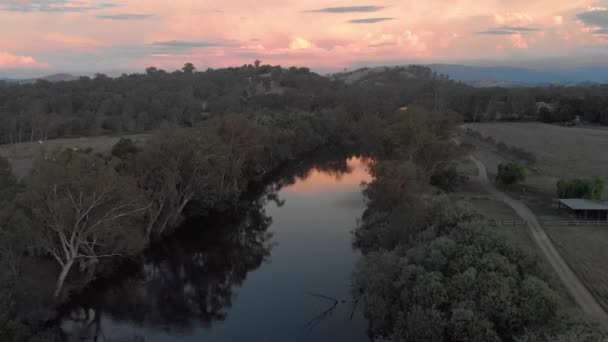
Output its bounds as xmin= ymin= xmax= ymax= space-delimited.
xmin=464 ymin=122 xmax=608 ymax=183
xmin=0 ymin=133 xmax=152 ymax=178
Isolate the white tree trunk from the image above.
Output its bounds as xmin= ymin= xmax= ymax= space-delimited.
xmin=54 ymin=258 xmax=75 ymax=298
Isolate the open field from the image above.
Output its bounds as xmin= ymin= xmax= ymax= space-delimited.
xmin=0 ymin=133 xmax=152 ymax=178
xmin=464 ymin=122 xmax=608 ymax=195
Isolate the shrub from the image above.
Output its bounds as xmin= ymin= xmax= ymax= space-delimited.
xmin=111 ymin=138 xmax=139 ymax=159
xmin=496 ymin=162 xmax=526 ymax=186
xmin=430 ymin=166 xmax=459 ymax=193
xmin=556 ymin=178 xmax=604 ymax=200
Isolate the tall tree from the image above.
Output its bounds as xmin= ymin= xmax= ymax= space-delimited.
xmin=182 ymin=63 xmax=196 ymax=74
xmin=133 ymin=128 xmax=226 ymax=239
xmin=23 ymin=150 xmax=149 ymax=298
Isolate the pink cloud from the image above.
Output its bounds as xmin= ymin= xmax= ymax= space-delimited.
xmin=42 ymin=33 xmax=104 ymax=47
xmin=508 ymin=34 xmax=529 ymax=49
xmin=2 ymin=0 xmax=607 ymax=71
xmin=0 ymin=51 xmax=49 ymax=68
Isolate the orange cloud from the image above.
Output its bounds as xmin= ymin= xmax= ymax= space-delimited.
xmin=0 ymin=51 xmax=48 ymax=68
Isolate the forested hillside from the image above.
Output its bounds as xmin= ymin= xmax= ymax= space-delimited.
xmin=2 ymin=63 xmax=608 ymax=147
xmin=338 ymin=66 xmax=608 ymax=124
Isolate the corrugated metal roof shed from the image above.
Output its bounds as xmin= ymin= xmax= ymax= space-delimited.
xmin=558 ymin=199 xmax=608 ymax=211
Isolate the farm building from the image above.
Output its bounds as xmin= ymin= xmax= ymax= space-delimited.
xmin=557 ymin=199 xmax=608 ymax=221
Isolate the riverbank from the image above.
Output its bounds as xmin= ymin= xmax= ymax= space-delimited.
xmin=59 ymin=154 xmax=371 ymax=342
xmin=0 ymin=111 xmax=368 ymax=341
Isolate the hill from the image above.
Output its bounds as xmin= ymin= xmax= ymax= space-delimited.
xmin=1 ymin=73 xmax=79 ymax=84
xmin=429 ymin=64 xmax=608 ymax=86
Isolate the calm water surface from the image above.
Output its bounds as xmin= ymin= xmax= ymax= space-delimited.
xmin=61 ymin=156 xmax=371 ymax=342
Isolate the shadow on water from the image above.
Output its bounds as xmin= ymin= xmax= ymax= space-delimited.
xmin=60 ymin=151 xmax=371 ymax=342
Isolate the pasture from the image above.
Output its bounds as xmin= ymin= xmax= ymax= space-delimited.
xmin=0 ymin=133 xmax=152 ymax=179
xmin=464 ymin=122 xmax=608 ymax=183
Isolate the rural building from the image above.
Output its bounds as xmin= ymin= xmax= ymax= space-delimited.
xmin=557 ymin=199 xmax=608 ymax=221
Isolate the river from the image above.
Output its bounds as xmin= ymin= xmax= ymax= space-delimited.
xmin=60 ymin=155 xmax=371 ymax=342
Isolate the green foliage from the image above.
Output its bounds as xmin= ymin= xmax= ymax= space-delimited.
xmin=430 ymin=165 xmax=459 ymax=193
xmin=496 ymin=162 xmax=526 ymax=186
xmin=557 ymin=178 xmax=604 ymax=200
xmin=3 ymin=65 xmax=608 ymax=147
xmin=0 ymin=64 xmax=345 ymax=143
xmin=111 ymin=138 xmax=139 ymax=159
xmin=354 ymin=198 xmax=561 ymax=341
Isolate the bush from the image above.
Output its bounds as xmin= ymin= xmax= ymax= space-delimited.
xmin=557 ymin=178 xmax=604 ymax=200
xmin=111 ymin=138 xmax=139 ymax=159
xmin=353 ymin=200 xmax=560 ymax=342
xmin=496 ymin=162 xmax=526 ymax=186
xmin=430 ymin=166 xmax=459 ymax=193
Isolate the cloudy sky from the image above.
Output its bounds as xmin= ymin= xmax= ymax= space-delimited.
xmin=1 ymin=0 xmax=608 ymax=76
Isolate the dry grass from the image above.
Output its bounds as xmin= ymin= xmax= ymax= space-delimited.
xmin=0 ymin=133 xmax=152 ymax=178
xmin=545 ymin=224 xmax=608 ymax=311
xmin=464 ymin=122 xmax=608 ymax=183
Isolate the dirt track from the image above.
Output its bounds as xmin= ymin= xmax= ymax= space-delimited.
xmin=469 ymin=155 xmax=608 ymax=326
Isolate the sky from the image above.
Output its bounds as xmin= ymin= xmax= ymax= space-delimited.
xmin=2 ymin=0 xmax=608 ymax=77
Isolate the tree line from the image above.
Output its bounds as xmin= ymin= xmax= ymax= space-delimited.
xmin=2 ymin=63 xmax=608 ymax=148
xmin=336 ymin=66 xmax=608 ymax=125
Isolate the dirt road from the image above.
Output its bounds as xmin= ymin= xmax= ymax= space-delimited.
xmin=469 ymin=155 xmax=608 ymax=325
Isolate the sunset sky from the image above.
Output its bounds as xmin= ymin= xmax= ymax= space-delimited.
xmin=2 ymin=0 xmax=608 ymax=76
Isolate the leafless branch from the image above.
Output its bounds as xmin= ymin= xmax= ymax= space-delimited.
xmin=303 ymin=292 xmax=359 ymax=332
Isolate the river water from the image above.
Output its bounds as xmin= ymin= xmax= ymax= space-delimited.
xmin=60 ymin=156 xmax=371 ymax=342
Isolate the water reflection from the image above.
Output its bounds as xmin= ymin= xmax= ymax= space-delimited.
xmin=286 ymin=157 xmax=372 ymax=195
xmin=62 ymin=198 xmax=274 ymax=341
xmin=61 ymin=156 xmax=370 ymax=342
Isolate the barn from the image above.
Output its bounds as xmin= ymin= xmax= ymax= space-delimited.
xmin=557 ymin=199 xmax=608 ymax=221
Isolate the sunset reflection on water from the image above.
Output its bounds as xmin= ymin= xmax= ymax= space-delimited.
xmin=285 ymin=157 xmax=372 ymax=195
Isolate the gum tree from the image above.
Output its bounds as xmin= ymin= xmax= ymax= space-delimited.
xmin=24 ymin=150 xmax=149 ymax=298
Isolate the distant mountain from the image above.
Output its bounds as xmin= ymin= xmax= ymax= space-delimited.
xmin=0 ymin=73 xmax=78 ymax=85
xmin=429 ymin=64 xmax=608 ymax=87
xmin=40 ymin=73 xmax=78 ymax=82
xmin=18 ymin=73 xmax=78 ymax=84
xmin=0 ymin=78 xmax=21 ymax=83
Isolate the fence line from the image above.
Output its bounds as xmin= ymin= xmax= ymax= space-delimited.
xmin=542 ymin=220 xmax=608 ymax=226
xmin=449 ymin=194 xmax=494 ymax=200
xmin=489 ymin=219 xmax=527 ymax=226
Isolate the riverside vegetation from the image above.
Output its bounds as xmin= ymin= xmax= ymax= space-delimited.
xmin=351 ymin=107 xmax=607 ymax=341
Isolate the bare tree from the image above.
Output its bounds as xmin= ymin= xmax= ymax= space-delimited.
xmin=24 ymin=150 xmax=149 ymax=298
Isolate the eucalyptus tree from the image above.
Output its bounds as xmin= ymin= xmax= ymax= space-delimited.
xmin=23 ymin=150 xmax=149 ymax=298
xmin=134 ymin=127 xmax=228 ymax=239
